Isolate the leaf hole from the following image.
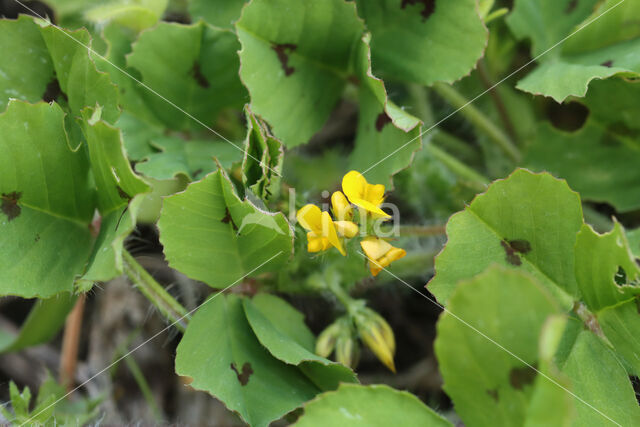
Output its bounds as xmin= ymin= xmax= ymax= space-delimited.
xmin=545 ymin=100 xmax=590 ymax=132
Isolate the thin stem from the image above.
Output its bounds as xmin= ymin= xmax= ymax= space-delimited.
xmin=425 ymin=143 xmax=490 ymax=192
xmin=399 ymin=225 xmax=447 ymax=237
xmin=429 ymin=129 xmax=478 ymax=162
xmin=59 ymin=294 xmax=86 ymax=392
xmin=432 ymin=82 xmax=521 ymax=162
xmin=477 ymin=59 xmax=519 ymax=144
xmin=122 ymin=250 xmax=189 ymax=333
xmin=406 ymin=83 xmax=435 ymax=125
xmin=122 ymin=350 xmax=164 ymax=421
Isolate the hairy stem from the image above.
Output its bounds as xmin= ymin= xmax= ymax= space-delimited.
xmin=425 ymin=143 xmax=490 ymax=191
xmin=432 ymin=82 xmax=521 ymax=162
xmin=122 ymin=250 xmax=189 ymax=333
xmin=59 ymin=293 xmax=86 ymax=392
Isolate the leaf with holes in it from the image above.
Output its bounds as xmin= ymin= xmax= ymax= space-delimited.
xmin=355 ymin=0 xmax=488 ymax=86
xmin=524 ymin=120 xmax=640 ymax=212
xmin=39 ymin=22 xmax=120 ymax=125
xmin=175 ymin=294 xmax=321 ymax=427
xmin=295 ymin=383 xmax=452 ymax=426
xmin=136 ymin=135 xmax=243 ymax=181
xmin=158 ymin=169 xmax=292 ymax=289
xmin=574 ymin=222 xmax=640 ymax=377
xmin=76 ymin=107 xmax=150 ymax=288
xmin=127 ymin=21 xmax=247 ymax=131
xmin=427 ymin=169 xmax=582 ymax=307
xmin=189 ymin=0 xmax=247 ymax=29
xmin=241 ymin=106 xmax=284 ymax=202
xmin=434 ymin=267 xmax=575 ymax=427
xmin=0 ymin=16 xmax=54 ymax=112
xmin=0 ymin=101 xmax=94 ymax=297
xmin=242 ymin=293 xmax=357 ymax=391
xmin=348 ymin=34 xmax=422 ymax=188
xmin=236 ymin=0 xmax=364 ymax=147
xmin=508 ymin=0 xmax=640 ymax=101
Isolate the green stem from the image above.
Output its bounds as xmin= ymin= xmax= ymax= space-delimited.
xmin=392 ymin=225 xmax=446 ymax=237
xmin=432 ymin=82 xmax=521 ymax=162
xmin=122 ymin=350 xmax=164 ymax=421
xmin=122 ymin=250 xmax=189 ymax=333
xmin=429 ymin=129 xmax=478 ymax=162
xmin=406 ymin=83 xmax=435 ymax=125
xmin=425 ymin=143 xmax=490 ymax=191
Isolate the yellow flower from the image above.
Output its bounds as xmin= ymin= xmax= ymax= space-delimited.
xmin=297 ymin=204 xmax=345 ymax=255
xmin=342 ymin=170 xmax=390 ymax=219
xmin=331 ymin=191 xmax=353 ymax=221
xmin=360 ymin=237 xmax=406 ymax=276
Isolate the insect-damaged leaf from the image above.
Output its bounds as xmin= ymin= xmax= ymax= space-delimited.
xmin=175 ymin=294 xmax=321 ymax=427
xmin=158 ymin=169 xmax=292 ymax=289
xmin=427 ymin=169 xmax=582 ymax=307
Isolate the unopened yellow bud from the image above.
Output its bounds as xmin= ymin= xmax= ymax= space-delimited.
xmin=331 ymin=191 xmax=353 ymax=221
xmin=315 ymin=322 xmax=341 ymax=358
xmin=355 ymin=309 xmax=396 ymax=372
xmin=335 ymin=333 xmax=360 ymax=369
xmin=334 ymin=220 xmax=359 ymax=238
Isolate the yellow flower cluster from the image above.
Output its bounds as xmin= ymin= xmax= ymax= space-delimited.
xmin=296 ymin=171 xmax=405 ymax=276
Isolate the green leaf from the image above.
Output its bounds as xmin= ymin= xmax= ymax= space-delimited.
xmin=626 ymin=228 xmax=640 ymax=258
xmin=127 ymin=21 xmax=247 ymax=131
xmin=435 ymin=267 xmax=571 ymax=427
xmin=427 ymin=169 xmax=582 ymax=307
xmin=296 ymin=383 xmax=452 ymax=426
xmin=39 ymin=22 xmax=120 ymax=124
xmin=524 ymin=120 xmax=640 ymax=212
xmin=560 ymin=330 xmax=640 ymax=426
xmin=85 ymin=0 xmax=168 ymax=31
xmin=348 ymin=34 xmax=422 ymax=187
xmin=0 ymin=16 xmax=54 ymax=112
xmin=175 ymin=294 xmax=321 ymax=427
xmin=510 ymin=0 xmax=640 ymax=101
xmin=236 ymin=0 xmax=364 ymax=146
xmin=189 ymin=0 xmax=247 ymax=29
xmin=136 ymin=136 xmax=242 ymax=180
xmin=0 ymin=101 xmax=94 ymax=297
xmin=241 ymin=107 xmax=284 ymax=202
xmin=506 ymin=0 xmax=598 ymax=57
xmin=76 ymin=108 xmax=150 ymax=286
xmin=355 ymin=0 xmax=488 ymax=85
xmin=158 ymin=169 xmax=292 ymax=289
xmin=0 ymin=293 xmax=76 ymax=353
xmin=242 ymin=293 xmax=357 ymax=390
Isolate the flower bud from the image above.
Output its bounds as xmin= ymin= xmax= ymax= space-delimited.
xmin=331 ymin=191 xmax=353 ymax=221
xmin=355 ymin=309 xmax=396 ymax=372
xmin=335 ymin=333 xmax=360 ymax=369
xmin=315 ymin=321 xmax=341 ymax=358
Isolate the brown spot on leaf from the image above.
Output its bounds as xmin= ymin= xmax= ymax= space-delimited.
xmin=230 ymin=362 xmax=253 ymax=386
xmin=190 ymin=62 xmax=210 ymax=88
xmin=486 ymin=389 xmax=499 ymax=402
xmin=1 ymin=191 xmax=22 ymax=222
xmin=221 ymin=207 xmax=238 ymax=231
xmin=42 ymin=78 xmax=66 ymax=103
xmin=271 ymin=43 xmax=297 ymax=76
xmin=565 ymin=0 xmax=579 ymax=14
xmin=375 ymin=111 xmax=392 ymax=132
xmin=117 ymin=185 xmax=131 ymax=201
xmin=509 ymin=365 xmax=537 ymax=390
xmin=508 ymin=239 xmax=531 ymax=254
xmin=501 ymin=240 xmax=522 ymax=266
xmin=601 ymin=60 xmax=614 ymax=68
xmin=401 ymin=0 xmax=436 ymax=21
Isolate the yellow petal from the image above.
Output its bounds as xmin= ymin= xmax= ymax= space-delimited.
xmin=342 ymin=170 xmax=367 ymax=203
xmin=321 ymin=211 xmax=345 ymax=255
xmin=307 ymin=234 xmax=324 ymax=252
xmin=360 ymin=237 xmax=393 ymax=261
xmin=351 ymin=197 xmax=391 ymax=219
xmin=331 ymin=191 xmax=353 ymax=221
xmin=364 ymin=183 xmax=386 ymax=206
xmin=369 ymin=262 xmax=383 ymax=277
xmin=334 ymin=220 xmax=358 ymax=238
xmin=296 ymin=204 xmax=322 ymax=232
xmin=386 ymin=247 xmax=406 ymax=263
